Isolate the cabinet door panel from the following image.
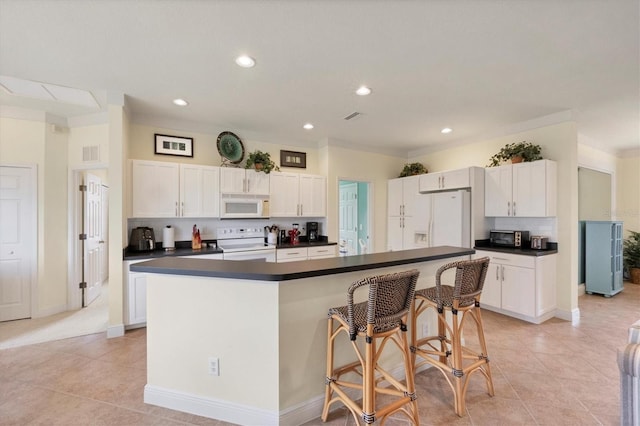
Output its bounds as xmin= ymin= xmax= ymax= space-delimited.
xmin=220 ymin=168 xmax=246 ymax=193
xmin=388 ymin=179 xmax=404 ymax=217
xmin=387 ymin=217 xmax=404 ymax=251
xmin=402 ymin=176 xmax=419 ymax=217
xmin=513 ymin=161 xmax=546 ymax=217
xmin=442 ymin=168 xmax=470 ymax=190
xmin=132 ymin=161 xmax=179 ymax=217
xmin=501 ymin=265 xmax=535 ymax=316
xmin=269 ymin=173 xmax=299 ymax=217
xmin=128 ymin=272 xmax=147 ymax=325
xmin=201 ymin=167 xmax=220 ymax=217
xmin=484 ymin=165 xmax=511 ymax=217
xmin=300 ymin=175 xmax=326 ymax=217
xmin=481 ymin=263 xmax=502 ymax=309
xmin=246 ymin=169 xmax=270 ymax=195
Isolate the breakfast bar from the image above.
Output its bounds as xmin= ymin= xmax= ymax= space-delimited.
xmin=132 ymin=246 xmax=473 ymax=425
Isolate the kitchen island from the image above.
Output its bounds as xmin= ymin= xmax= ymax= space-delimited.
xmin=132 ymin=246 xmax=473 ymax=425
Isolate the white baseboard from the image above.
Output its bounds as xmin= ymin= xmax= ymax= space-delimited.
xmin=145 ymin=358 xmax=427 ymax=425
xmin=555 ymin=307 xmax=580 ymax=325
xmin=106 ymin=324 xmax=125 ymax=338
xmin=144 ymin=385 xmax=279 ymax=426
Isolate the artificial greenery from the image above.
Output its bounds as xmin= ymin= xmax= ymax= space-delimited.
xmin=623 ymin=230 xmax=640 ymax=270
xmin=398 ymin=162 xmax=428 ymax=177
xmin=487 ymin=141 xmax=543 ymax=167
xmin=245 ymin=150 xmax=280 ymax=174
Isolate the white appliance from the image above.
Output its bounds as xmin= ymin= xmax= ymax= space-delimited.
xmin=415 ymin=189 xmax=471 ymax=248
xmin=216 ymin=227 xmax=276 ymax=262
xmin=220 ymin=196 xmax=269 ymax=219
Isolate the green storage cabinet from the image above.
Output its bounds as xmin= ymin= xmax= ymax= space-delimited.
xmin=585 ymin=221 xmax=623 ymax=296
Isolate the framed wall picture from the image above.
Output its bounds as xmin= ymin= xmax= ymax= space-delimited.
xmin=280 ymin=150 xmax=306 ymax=168
xmin=154 ymin=134 xmax=194 ymax=157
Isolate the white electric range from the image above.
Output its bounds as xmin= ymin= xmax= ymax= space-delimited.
xmin=215 ymin=227 xmax=276 ymax=262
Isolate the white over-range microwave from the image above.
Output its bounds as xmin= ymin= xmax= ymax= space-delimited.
xmin=220 ymin=196 xmax=269 ymax=219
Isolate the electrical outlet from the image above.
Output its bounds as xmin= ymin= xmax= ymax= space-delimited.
xmin=208 ymin=357 xmax=219 ymax=376
xmin=421 ymin=323 xmax=429 ymax=338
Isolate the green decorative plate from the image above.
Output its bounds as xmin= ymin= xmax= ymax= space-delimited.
xmin=217 ymin=131 xmax=245 ymax=164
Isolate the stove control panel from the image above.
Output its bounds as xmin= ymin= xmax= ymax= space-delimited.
xmin=215 ymin=227 xmax=264 ymax=239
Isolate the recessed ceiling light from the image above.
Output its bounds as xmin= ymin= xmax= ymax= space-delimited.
xmin=303 ymin=123 xmax=314 ymax=130
xmin=356 ymin=86 xmax=372 ymax=96
xmin=173 ymin=98 xmax=188 ymax=106
xmin=235 ymin=55 xmax=256 ymax=68
xmin=441 ymin=127 xmax=453 ymax=134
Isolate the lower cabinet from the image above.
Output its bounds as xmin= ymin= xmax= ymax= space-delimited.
xmin=124 ymin=253 xmax=224 ymax=327
xmin=474 ymin=250 xmax=556 ymax=324
xmin=276 ymin=245 xmax=337 ymax=262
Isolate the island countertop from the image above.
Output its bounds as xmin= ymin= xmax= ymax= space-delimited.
xmin=130 ymin=245 xmax=474 ymax=281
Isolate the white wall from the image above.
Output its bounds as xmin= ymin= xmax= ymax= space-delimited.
xmin=319 ymin=142 xmax=406 ymax=253
xmin=617 ymin=154 xmax=640 ymax=234
xmin=412 ymin=121 xmax=579 ymax=320
xmin=129 ymin=124 xmax=322 ymax=174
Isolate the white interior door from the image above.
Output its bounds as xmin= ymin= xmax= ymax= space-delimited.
xmin=339 ymin=183 xmax=358 ymax=255
xmin=83 ymin=173 xmax=102 ymax=307
xmin=0 ymin=166 xmax=35 ymax=321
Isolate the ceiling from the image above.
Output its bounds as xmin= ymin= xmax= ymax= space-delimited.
xmin=1 ymin=0 xmax=638 ymax=156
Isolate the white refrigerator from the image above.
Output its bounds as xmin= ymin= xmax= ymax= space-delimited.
xmin=414 ymin=189 xmax=471 ymax=248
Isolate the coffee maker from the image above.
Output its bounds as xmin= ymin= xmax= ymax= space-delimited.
xmin=306 ymin=222 xmax=319 ymax=242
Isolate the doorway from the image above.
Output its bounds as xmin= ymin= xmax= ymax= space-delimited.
xmin=577 ymin=166 xmax=612 ymax=285
xmin=338 ymin=180 xmax=371 ymax=255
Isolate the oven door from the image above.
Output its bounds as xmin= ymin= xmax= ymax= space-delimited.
xmin=223 ymin=249 xmax=276 ymax=262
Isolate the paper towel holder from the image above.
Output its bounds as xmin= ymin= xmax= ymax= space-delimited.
xmin=163 ymin=225 xmax=176 ymax=251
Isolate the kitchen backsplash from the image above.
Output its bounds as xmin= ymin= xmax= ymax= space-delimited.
xmin=127 ymin=217 xmax=327 ymax=243
xmin=490 ymin=217 xmax=557 ymax=241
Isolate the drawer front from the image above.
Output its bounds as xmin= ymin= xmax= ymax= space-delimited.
xmin=475 ymin=250 xmax=535 ymax=269
xmin=308 ymin=246 xmax=336 ymax=258
xmin=277 ymin=248 xmax=308 ymax=262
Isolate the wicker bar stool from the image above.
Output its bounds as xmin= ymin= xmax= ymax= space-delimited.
xmin=322 ymin=269 xmax=420 ymax=425
xmin=410 ymin=257 xmax=494 ymax=417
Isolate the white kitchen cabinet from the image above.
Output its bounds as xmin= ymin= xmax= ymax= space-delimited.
xmin=180 ymin=164 xmax=220 ymax=217
xmin=132 ymin=160 xmax=220 ymax=218
xmin=132 ymin=160 xmax=180 ymax=218
xmin=387 ymin=176 xmax=420 ymax=250
xmin=220 ymin=168 xmax=270 ymax=196
xmin=308 ymin=245 xmax=337 ymax=259
xmin=124 ymin=259 xmax=148 ymax=328
xmin=277 ymin=247 xmax=309 ymax=263
xmin=484 ymin=159 xmax=556 ymax=217
xmin=276 ymin=245 xmax=337 ymax=262
xmin=269 ymin=172 xmax=326 ymax=217
xmin=475 ymin=250 xmax=556 ymax=324
xmin=419 ymin=167 xmax=471 ymax=192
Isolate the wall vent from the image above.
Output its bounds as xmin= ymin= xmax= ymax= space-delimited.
xmin=82 ymin=145 xmax=100 ymax=162
xmin=343 ymin=111 xmax=361 ymax=121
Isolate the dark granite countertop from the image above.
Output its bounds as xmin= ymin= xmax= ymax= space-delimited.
xmin=130 ymin=246 xmax=474 ymax=281
xmin=123 ymin=245 xmax=223 ymax=261
xmin=474 ymin=239 xmax=558 ymax=257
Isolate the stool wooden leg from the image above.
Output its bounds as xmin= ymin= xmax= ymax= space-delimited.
xmin=475 ymin=308 xmax=495 ymax=397
xmin=450 ymin=309 xmax=465 ymax=416
xmin=363 ymin=324 xmax=375 ymax=424
xmin=401 ymin=325 xmax=420 ymax=425
xmin=321 ymin=317 xmax=334 ymax=422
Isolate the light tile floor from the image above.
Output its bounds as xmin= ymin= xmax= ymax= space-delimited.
xmin=1 ymin=283 xmax=637 ymax=425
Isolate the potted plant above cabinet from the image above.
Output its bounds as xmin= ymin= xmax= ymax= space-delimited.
xmin=487 ymin=141 xmax=543 ymax=167
xmin=398 ymin=162 xmax=428 ymax=177
xmin=623 ymin=230 xmax=640 ymax=284
xmin=245 ymin=150 xmax=280 ymax=174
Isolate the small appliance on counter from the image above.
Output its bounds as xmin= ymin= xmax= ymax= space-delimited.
xmin=129 ymin=227 xmax=156 ymax=252
xmin=306 ymin=221 xmax=319 ymax=242
xmin=489 ymin=230 xmax=530 ymax=248
xmin=530 ymin=236 xmax=549 ymax=250
xmin=289 ymin=223 xmax=300 ymax=245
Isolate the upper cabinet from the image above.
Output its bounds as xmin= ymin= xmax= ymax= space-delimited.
xmin=132 ymin=160 xmax=220 ymax=218
xmin=269 ymin=172 xmax=326 ymax=217
xmin=387 ymin=175 xmax=420 ymax=251
xmin=220 ymin=168 xmax=269 ymax=196
xmin=419 ymin=168 xmax=471 ymax=192
xmin=485 ymin=159 xmax=557 ymax=217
